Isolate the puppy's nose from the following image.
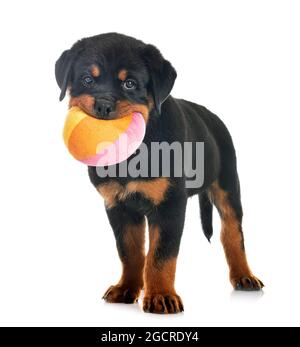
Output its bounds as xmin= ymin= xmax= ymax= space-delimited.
xmin=94 ymin=99 xmax=115 ymax=118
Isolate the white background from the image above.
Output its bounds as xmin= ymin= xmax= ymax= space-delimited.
xmin=0 ymin=0 xmax=299 ymax=327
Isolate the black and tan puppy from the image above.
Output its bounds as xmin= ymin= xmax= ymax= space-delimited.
xmin=55 ymin=33 xmax=263 ymax=314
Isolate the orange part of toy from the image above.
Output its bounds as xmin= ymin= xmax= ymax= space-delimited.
xmin=63 ymin=107 xmax=133 ymax=161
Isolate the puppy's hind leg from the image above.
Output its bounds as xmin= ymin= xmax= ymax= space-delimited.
xmin=210 ymin=181 xmax=264 ymax=291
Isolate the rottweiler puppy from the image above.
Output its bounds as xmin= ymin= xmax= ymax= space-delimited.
xmin=55 ymin=33 xmax=263 ymax=314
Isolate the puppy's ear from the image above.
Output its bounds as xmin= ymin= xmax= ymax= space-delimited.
xmin=142 ymin=44 xmax=177 ymax=114
xmin=55 ymin=49 xmax=74 ymax=101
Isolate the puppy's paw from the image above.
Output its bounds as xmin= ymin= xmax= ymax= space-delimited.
xmin=143 ymin=294 xmax=184 ymax=314
xmin=103 ymin=285 xmax=141 ymax=304
xmin=232 ymin=275 xmax=264 ymax=291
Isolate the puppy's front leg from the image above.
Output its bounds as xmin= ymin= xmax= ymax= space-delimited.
xmin=103 ymin=203 xmax=146 ymax=304
xmin=143 ymin=197 xmax=187 ymax=314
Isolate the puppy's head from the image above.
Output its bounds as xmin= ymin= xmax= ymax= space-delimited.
xmin=55 ymin=33 xmax=176 ymax=122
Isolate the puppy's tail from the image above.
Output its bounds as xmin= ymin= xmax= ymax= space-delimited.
xmin=199 ymin=191 xmax=213 ymax=242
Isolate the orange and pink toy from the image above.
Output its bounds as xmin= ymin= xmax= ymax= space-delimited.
xmin=63 ymin=106 xmax=146 ymax=166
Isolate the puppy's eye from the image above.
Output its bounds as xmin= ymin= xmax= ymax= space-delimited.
xmin=123 ymin=79 xmax=137 ymax=90
xmin=82 ymin=75 xmax=94 ymax=86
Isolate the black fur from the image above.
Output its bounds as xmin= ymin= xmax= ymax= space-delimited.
xmin=199 ymin=191 xmax=213 ymax=241
xmin=55 ymin=49 xmax=76 ymax=101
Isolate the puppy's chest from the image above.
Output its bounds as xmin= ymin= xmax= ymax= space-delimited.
xmin=97 ymin=178 xmax=170 ymax=209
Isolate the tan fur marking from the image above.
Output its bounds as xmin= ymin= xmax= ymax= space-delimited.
xmin=69 ymin=94 xmax=95 ymax=115
xmin=142 ymin=225 xmax=183 ymax=313
xmin=97 ymin=181 xmax=123 ymax=209
xmin=210 ymin=182 xmax=252 ymax=285
xmin=97 ymin=178 xmax=170 ymax=208
xmin=144 ymin=226 xmax=177 ymax=295
xmin=118 ymin=69 xmax=128 ymax=81
xmin=126 ymin=178 xmax=170 ymax=205
xmin=103 ymin=220 xmax=146 ymax=303
xmin=119 ymin=221 xmax=146 ymax=289
xmin=91 ymin=65 xmax=101 ymax=77
xmin=115 ymin=100 xmax=150 ymax=123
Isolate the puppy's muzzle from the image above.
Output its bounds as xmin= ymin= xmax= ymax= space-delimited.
xmin=94 ymin=98 xmax=116 ymax=119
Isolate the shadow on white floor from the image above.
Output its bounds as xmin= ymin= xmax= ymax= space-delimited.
xmin=230 ymin=290 xmax=265 ymax=302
